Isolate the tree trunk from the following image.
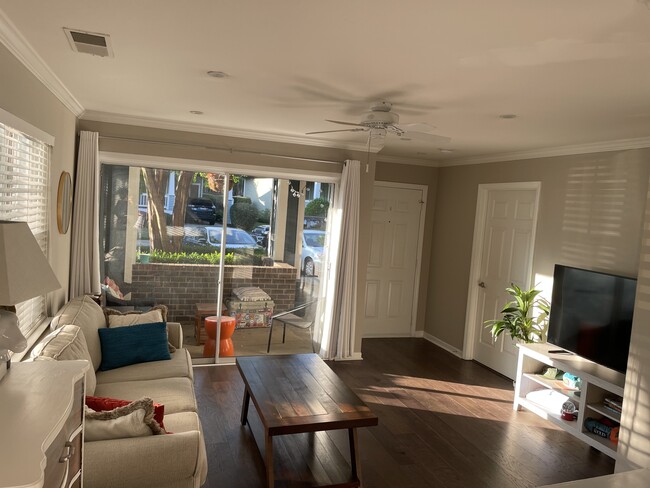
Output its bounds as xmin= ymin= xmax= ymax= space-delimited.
xmin=142 ymin=168 xmax=170 ymax=251
xmin=170 ymin=172 xmax=193 ymax=252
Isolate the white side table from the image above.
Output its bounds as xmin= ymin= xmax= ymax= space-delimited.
xmin=0 ymin=360 xmax=88 ymax=488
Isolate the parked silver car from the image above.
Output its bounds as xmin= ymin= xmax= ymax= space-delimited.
xmin=183 ymin=226 xmax=260 ymax=249
xmin=302 ymin=230 xmax=325 ymax=276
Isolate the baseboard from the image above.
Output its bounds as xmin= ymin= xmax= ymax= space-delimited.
xmin=334 ymin=352 xmax=363 ymax=361
xmin=413 ymin=330 xmax=424 ymax=338
xmin=422 ymin=332 xmax=464 ymax=358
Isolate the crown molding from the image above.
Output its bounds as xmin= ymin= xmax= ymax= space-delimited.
xmin=0 ymin=8 xmax=84 ymax=116
xmin=441 ymin=136 xmax=650 ymax=167
xmin=81 ymin=110 xmax=375 ymax=153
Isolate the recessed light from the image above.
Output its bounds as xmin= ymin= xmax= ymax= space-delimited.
xmin=189 ymin=110 xmax=203 ymax=115
xmin=499 ymin=114 xmax=518 ymax=119
xmin=207 ymin=70 xmax=228 ymax=78
xmin=439 ymin=148 xmax=454 ymax=153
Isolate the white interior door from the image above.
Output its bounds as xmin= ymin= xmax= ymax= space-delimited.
xmin=472 ymin=185 xmax=540 ymax=379
xmin=363 ymin=184 xmax=424 ymax=337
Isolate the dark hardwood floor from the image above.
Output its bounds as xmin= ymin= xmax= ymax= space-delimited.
xmin=194 ymin=338 xmax=615 ymax=487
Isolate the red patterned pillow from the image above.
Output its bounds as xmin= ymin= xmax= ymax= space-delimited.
xmin=86 ymin=395 xmax=167 ymax=431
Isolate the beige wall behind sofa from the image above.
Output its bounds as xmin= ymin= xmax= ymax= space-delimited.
xmin=426 ymin=149 xmax=650 ymax=351
xmin=0 ymin=43 xmax=78 ymax=313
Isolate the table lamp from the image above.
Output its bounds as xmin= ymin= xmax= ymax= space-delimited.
xmin=0 ymin=221 xmax=61 ymax=381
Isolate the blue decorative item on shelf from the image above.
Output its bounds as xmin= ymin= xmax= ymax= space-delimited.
xmin=563 ymin=372 xmax=582 ymax=389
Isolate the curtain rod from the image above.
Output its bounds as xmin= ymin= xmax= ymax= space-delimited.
xmin=97 ymin=134 xmax=344 ymax=166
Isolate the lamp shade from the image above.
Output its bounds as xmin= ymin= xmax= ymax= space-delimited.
xmin=0 ymin=221 xmax=61 ymax=305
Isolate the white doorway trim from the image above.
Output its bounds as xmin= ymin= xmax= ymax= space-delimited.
xmin=462 ymin=181 xmax=542 ymax=360
xmin=372 ymin=180 xmax=428 ymax=336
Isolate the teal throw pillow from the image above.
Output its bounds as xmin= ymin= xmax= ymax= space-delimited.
xmin=98 ymin=322 xmax=171 ymax=371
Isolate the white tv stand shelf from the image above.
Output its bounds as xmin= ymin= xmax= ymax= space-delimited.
xmin=514 ymin=342 xmax=625 ymax=460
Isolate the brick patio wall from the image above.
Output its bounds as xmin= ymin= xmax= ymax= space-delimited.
xmin=130 ymin=263 xmax=297 ymax=324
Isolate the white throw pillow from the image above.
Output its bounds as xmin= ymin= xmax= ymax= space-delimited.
xmin=30 ymin=324 xmax=97 ymax=395
xmin=107 ymin=309 xmax=164 ymax=327
xmin=84 ymin=397 xmax=163 ymax=441
xmin=106 ymin=308 xmax=175 ymax=353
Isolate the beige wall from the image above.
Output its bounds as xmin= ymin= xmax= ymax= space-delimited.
xmin=0 ymin=44 xmax=78 ymax=313
xmin=374 ymin=160 xmax=439 ymax=332
xmin=427 ymin=149 xmax=650 ymax=350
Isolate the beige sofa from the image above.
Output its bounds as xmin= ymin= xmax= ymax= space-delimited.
xmin=41 ymin=295 xmax=208 ymax=488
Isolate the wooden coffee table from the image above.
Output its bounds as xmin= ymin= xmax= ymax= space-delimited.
xmin=236 ymin=354 xmax=378 ymax=487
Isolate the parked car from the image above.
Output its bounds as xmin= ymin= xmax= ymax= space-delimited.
xmin=185 ymin=198 xmax=217 ymax=225
xmin=302 ymin=230 xmax=325 ymax=276
xmin=251 ymin=225 xmax=270 ymax=246
xmin=183 ymin=226 xmax=260 ymax=250
xmin=304 ymin=216 xmax=326 ymax=229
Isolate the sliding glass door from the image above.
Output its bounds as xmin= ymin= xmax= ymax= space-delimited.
xmin=99 ymin=161 xmax=334 ymax=363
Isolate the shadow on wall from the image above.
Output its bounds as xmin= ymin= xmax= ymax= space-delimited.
xmin=560 ymin=156 xmax=643 ymax=272
xmin=618 ymin=180 xmax=650 ymax=470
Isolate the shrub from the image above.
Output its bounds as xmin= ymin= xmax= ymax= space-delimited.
xmin=148 ymin=248 xmax=263 ymax=265
xmin=258 ymin=208 xmax=271 ymax=224
xmin=233 ymin=195 xmax=252 ymax=204
xmin=230 ymin=202 xmax=259 ymax=231
xmin=305 ymin=197 xmax=329 ymax=217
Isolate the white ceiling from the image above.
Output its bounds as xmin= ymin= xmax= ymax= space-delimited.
xmin=2 ymin=0 xmax=650 ymax=164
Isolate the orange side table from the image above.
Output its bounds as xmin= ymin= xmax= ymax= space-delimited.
xmin=203 ymin=315 xmax=237 ymax=357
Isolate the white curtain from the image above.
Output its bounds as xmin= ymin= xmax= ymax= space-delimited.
xmin=69 ymin=131 xmax=101 ymax=298
xmin=315 ymin=159 xmax=360 ymax=360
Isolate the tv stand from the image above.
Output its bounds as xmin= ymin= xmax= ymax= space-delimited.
xmin=514 ymin=342 xmax=625 ymax=460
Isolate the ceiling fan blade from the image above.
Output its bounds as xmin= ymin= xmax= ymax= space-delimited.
xmin=306 ymin=128 xmax=367 ymax=135
xmin=400 ymin=122 xmax=436 ymax=132
xmin=325 ymin=119 xmax=366 ymax=127
xmin=400 ymin=131 xmax=451 ymax=144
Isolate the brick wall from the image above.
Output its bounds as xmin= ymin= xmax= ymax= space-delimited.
xmin=130 ymin=263 xmax=297 ymax=324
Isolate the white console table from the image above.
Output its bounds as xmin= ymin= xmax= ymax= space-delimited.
xmin=0 ymin=360 xmax=88 ymax=488
xmin=514 ymin=343 xmax=625 ymax=460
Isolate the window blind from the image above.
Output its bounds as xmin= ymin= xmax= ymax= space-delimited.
xmin=0 ymin=122 xmax=51 ymax=337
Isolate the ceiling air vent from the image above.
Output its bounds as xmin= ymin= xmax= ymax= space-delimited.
xmin=63 ymin=28 xmax=113 ymax=57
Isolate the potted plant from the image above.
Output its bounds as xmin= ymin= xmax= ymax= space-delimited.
xmin=485 ymin=284 xmax=550 ymax=343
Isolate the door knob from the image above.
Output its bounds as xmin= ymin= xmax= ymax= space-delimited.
xmin=478 ymin=281 xmax=486 ymax=288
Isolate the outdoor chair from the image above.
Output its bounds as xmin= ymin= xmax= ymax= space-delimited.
xmin=266 ymin=299 xmax=319 ymax=353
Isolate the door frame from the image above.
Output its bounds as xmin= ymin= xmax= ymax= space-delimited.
xmin=462 ymin=181 xmax=541 ymax=360
xmin=367 ymin=181 xmax=427 ymax=337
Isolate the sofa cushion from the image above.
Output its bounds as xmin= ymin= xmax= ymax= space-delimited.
xmin=51 ymin=295 xmax=106 ymax=371
xmin=30 ymin=324 xmax=97 ymax=395
xmin=84 ymin=397 xmax=165 ymax=441
xmin=93 ymin=377 xmax=198 ymax=414
xmin=98 ymin=322 xmax=171 ymax=371
xmin=83 ymin=430 xmax=205 ymax=488
xmin=96 ymin=349 xmax=192 ymax=384
xmin=162 ymin=411 xmax=201 ymax=434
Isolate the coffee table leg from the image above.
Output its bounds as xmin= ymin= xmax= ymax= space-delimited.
xmin=240 ymin=388 xmax=250 ymax=425
xmin=349 ymin=428 xmax=361 ymax=484
xmin=265 ymin=433 xmax=274 ymax=488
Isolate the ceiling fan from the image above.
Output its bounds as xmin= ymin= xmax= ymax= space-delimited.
xmin=306 ymin=101 xmax=451 ymax=149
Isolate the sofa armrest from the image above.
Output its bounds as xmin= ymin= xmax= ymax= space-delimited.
xmin=167 ymin=322 xmax=183 ymax=349
xmin=84 ymin=431 xmax=206 ymax=488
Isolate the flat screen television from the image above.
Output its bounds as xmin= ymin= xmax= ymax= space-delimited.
xmin=547 ymin=264 xmax=636 ymax=374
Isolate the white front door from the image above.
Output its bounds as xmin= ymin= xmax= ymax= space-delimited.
xmin=363 ymin=183 xmax=424 ymax=337
xmin=471 ymin=185 xmax=540 ymax=379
